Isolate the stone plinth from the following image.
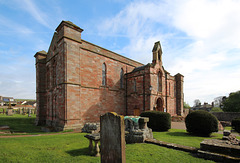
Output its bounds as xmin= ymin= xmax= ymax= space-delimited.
xmin=84 ymin=133 xmax=100 ymax=157
xmin=139 ymin=117 xmax=149 ymax=129
xmin=124 ymin=116 xmax=153 ymax=144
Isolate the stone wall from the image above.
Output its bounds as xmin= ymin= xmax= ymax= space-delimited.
xmin=211 ymin=112 xmax=240 ymax=122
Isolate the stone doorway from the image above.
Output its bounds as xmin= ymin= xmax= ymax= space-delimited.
xmin=156 ymin=98 xmax=164 ymax=112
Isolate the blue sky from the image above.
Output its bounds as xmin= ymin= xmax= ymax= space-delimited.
xmin=0 ymin=0 xmax=240 ymax=106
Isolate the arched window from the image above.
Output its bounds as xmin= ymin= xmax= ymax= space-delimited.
xmin=120 ymin=68 xmax=124 ymax=89
xmin=158 ymin=50 xmax=161 ymax=60
xmin=157 ymin=72 xmax=162 ymax=92
xmin=102 ymin=63 xmax=106 ymax=86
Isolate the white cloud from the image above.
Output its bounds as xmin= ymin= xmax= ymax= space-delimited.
xmin=22 ymin=0 xmax=50 ymax=28
xmin=172 ymin=0 xmax=240 ymax=47
xmin=99 ymin=0 xmax=240 ymax=106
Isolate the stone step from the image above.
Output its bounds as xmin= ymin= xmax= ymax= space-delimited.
xmin=0 ymin=126 xmax=10 ymax=130
xmin=197 ymin=150 xmax=240 ymax=162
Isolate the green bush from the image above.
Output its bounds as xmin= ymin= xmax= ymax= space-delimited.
xmin=223 ymin=91 xmax=240 ymax=112
xmin=185 ymin=110 xmax=218 ymax=136
xmin=140 ymin=111 xmax=171 ymax=131
xmin=211 ymin=107 xmax=223 ymax=112
xmin=232 ymin=118 xmax=240 ymax=133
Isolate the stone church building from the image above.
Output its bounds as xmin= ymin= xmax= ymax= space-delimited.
xmin=34 ymin=21 xmax=184 ymax=131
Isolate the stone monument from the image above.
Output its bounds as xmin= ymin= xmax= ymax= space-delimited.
xmin=7 ymin=102 xmax=13 ymax=116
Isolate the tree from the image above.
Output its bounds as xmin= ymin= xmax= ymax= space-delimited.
xmin=222 ymin=91 xmax=240 ymax=112
xmin=214 ymin=96 xmax=225 ymax=108
xmin=193 ymin=99 xmax=201 ymax=107
xmin=184 ymin=102 xmax=191 ymax=109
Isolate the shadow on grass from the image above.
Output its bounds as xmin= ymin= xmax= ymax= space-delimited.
xmin=166 ymin=131 xmax=212 ymax=138
xmin=66 ymin=147 xmax=90 ymax=157
xmin=165 ymin=132 xmax=190 ymax=137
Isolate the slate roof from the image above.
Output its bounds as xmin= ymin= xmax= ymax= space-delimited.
xmin=131 ymin=65 xmax=147 ymax=73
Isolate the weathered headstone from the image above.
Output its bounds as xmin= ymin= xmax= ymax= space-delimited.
xmin=28 ymin=108 xmax=32 ymax=117
xmin=22 ymin=108 xmax=26 ymax=115
xmin=100 ymin=112 xmax=125 ymax=163
xmin=7 ymin=109 xmax=13 ymax=116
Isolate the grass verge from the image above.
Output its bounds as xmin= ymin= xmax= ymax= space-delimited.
xmin=0 ymin=133 xmax=214 ymax=163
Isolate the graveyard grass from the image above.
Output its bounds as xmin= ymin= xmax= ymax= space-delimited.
xmin=0 ymin=132 xmax=215 ymax=163
xmin=0 ymin=114 xmax=73 ymax=135
xmin=0 ymin=114 xmax=43 ymax=135
xmin=1 ymin=115 xmax=239 ymax=162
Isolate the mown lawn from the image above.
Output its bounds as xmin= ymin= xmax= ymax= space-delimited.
xmin=0 ymin=114 xmax=73 ymax=135
xmin=153 ymin=129 xmax=225 ymax=148
xmin=0 ymin=114 xmax=237 ymax=162
xmin=0 ymin=114 xmax=43 ymax=135
xmin=0 ymin=133 xmax=214 ymax=163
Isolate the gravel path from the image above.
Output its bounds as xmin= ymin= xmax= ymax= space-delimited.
xmin=171 ymin=122 xmax=186 ymax=130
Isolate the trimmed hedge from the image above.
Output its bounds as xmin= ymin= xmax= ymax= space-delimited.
xmin=140 ymin=111 xmax=171 ymax=131
xmin=232 ymin=118 xmax=240 ymax=133
xmin=185 ymin=110 xmax=218 ymax=136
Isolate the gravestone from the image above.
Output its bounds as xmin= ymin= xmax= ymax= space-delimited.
xmin=22 ymin=108 xmax=26 ymax=115
xmin=7 ymin=109 xmax=13 ymax=116
xmin=19 ymin=108 xmax=23 ymax=114
xmin=28 ymin=108 xmax=32 ymax=117
xmin=100 ymin=112 xmax=125 ymax=163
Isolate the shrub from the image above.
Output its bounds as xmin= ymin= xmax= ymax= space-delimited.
xmin=232 ymin=118 xmax=240 ymax=133
xmin=185 ymin=110 xmax=218 ymax=136
xmin=211 ymin=107 xmax=223 ymax=112
xmin=140 ymin=111 xmax=171 ymax=131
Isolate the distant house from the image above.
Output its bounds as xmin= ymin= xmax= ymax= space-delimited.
xmin=0 ymin=96 xmax=17 ymax=106
xmin=20 ymin=100 xmax=36 ymax=106
xmin=191 ymin=102 xmax=214 ymax=112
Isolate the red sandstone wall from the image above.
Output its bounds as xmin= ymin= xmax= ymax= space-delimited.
xmin=36 ymin=21 xmax=183 ymax=131
xmin=126 ymin=62 xmax=179 ymax=116
xmin=78 ymin=40 xmax=140 ymax=124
